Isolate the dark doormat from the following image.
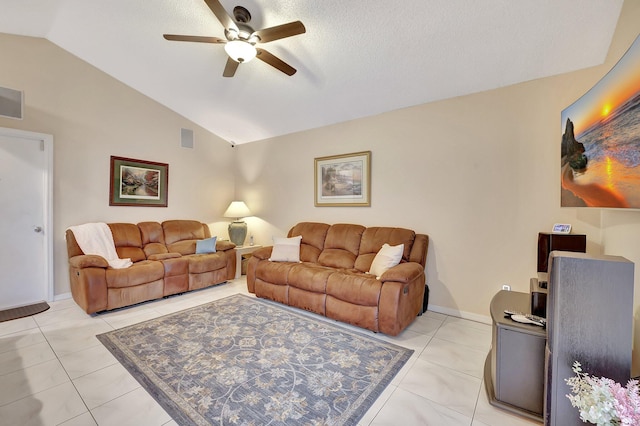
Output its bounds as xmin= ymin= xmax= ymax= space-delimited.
xmin=0 ymin=301 xmax=50 ymax=322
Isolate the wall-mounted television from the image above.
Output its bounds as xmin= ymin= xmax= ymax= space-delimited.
xmin=561 ymin=34 xmax=640 ymax=208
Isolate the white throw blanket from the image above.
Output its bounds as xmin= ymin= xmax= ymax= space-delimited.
xmin=68 ymin=222 xmax=133 ymax=269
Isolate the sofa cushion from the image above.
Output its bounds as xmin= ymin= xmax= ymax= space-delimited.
xmin=163 ymin=220 xmax=209 ymax=247
xmin=105 ymin=260 xmax=164 ymax=288
xmin=326 ymin=271 xmax=382 ymax=307
xmin=167 ymin=240 xmax=196 ymax=256
xmin=269 ymin=236 xmax=302 ymax=262
xmin=196 ymin=237 xmax=217 ymax=254
xmin=138 ymin=221 xmax=165 ymax=245
xmin=318 ymin=224 xmax=365 ymax=269
xmin=288 ymin=263 xmax=334 ymax=293
xmin=108 ymin=223 xmax=146 ymax=263
xmin=354 ymin=227 xmax=416 ymax=272
xmin=369 ymin=243 xmax=404 ymax=279
xmin=186 ymin=253 xmax=227 ymax=274
xmin=256 ymin=261 xmax=293 ymax=286
xmin=288 ymin=222 xmax=330 ymax=263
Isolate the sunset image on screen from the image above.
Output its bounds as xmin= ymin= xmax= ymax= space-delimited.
xmin=561 ymin=34 xmax=640 ymax=208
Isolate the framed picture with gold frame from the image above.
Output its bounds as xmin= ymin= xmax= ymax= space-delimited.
xmin=314 ymin=151 xmax=371 ymax=207
xmin=109 ymin=156 xmax=168 ymax=207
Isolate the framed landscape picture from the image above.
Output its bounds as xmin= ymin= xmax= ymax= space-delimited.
xmin=109 ymin=156 xmax=168 ymax=207
xmin=315 ymin=151 xmax=371 ymax=207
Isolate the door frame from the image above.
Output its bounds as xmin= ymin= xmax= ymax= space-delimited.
xmin=0 ymin=127 xmax=53 ymax=303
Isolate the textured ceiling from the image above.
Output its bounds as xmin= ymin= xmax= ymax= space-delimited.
xmin=0 ymin=0 xmax=624 ymax=144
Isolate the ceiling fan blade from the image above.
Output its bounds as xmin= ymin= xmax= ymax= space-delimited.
xmin=163 ymin=34 xmax=226 ymax=43
xmin=256 ymin=48 xmax=296 ymax=76
xmin=254 ymin=21 xmax=306 ymax=43
xmin=223 ymin=57 xmax=239 ymax=77
xmin=204 ymin=0 xmax=239 ymax=33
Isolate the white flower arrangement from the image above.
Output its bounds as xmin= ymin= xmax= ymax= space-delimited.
xmin=565 ymin=361 xmax=640 ymax=425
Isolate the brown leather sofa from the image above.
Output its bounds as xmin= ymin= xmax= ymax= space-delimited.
xmin=246 ymin=222 xmax=429 ymax=336
xmin=66 ymin=220 xmax=236 ymax=314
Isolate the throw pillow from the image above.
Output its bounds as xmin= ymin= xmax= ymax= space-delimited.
xmin=269 ymin=235 xmax=302 ymax=262
xmin=369 ymin=243 xmax=404 ymax=279
xmin=195 ymin=236 xmax=217 ymax=254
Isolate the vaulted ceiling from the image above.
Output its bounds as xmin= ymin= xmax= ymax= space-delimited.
xmin=0 ymin=0 xmax=624 ymax=144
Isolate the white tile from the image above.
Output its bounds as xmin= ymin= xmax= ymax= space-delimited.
xmin=420 ymin=337 xmax=488 ymax=378
xmin=1 ymin=278 xmax=540 ymax=426
xmin=58 ymin=344 xmax=118 ymax=379
xmin=434 ymin=320 xmax=492 ymax=352
xmin=0 ymin=341 xmax=56 ymax=375
xmin=473 ymin=380 xmax=542 ymax=426
xmin=399 ymin=358 xmax=482 ymax=418
xmin=47 ymin=298 xmax=80 ymax=312
xmin=390 ymin=354 xmax=419 ymax=386
xmin=405 ymin=315 xmax=445 ymax=336
xmin=359 ymin=383 xmax=397 ymax=425
xmin=0 ymin=327 xmax=47 ymax=354
xmin=73 ymin=363 xmax=141 ymax=409
xmin=375 ymin=328 xmax=433 ymax=354
xmin=100 ymin=307 xmax=165 ymax=329
xmin=370 ymin=387 xmax=473 ymax=426
xmin=59 ymin=411 xmax=98 ymax=426
xmin=40 ymin=317 xmax=113 ymax=357
xmin=91 ymin=387 xmax=172 ymax=426
xmin=424 ymin=310 xmax=448 ymax=321
xmin=0 ymin=316 xmax=38 ymax=337
xmin=444 ymin=315 xmax=491 ymax=331
xmin=0 ymin=382 xmax=87 ymax=426
xmin=33 ymin=305 xmax=92 ymax=328
xmin=0 ymin=359 xmax=70 ymax=406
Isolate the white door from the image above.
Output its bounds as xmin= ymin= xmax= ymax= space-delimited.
xmin=0 ymin=128 xmax=52 ymax=309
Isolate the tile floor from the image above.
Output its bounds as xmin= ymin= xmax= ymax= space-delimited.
xmin=0 ymin=277 xmax=543 ymax=426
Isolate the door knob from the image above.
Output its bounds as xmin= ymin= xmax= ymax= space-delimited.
xmin=33 ymin=226 xmax=43 ymax=233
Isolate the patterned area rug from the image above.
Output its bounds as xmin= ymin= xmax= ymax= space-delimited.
xmin=97 ymin=294 xmax=413 ymax=425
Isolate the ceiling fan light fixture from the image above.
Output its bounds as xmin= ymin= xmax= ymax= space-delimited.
xmin=225 ymin=40 xmax=257 ymax=63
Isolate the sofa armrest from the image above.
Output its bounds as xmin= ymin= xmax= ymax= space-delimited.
xmin=380 ymin=262 xmax=424 ymax=283
xmin=216 ymin=240 xmax=236 ymax=252
xmin=148 ymin=252 xmax=182 ymax=261
xmin=68 ymin=255 xmax=109 ymax=269
xmin=250 ymin=246 xmax=273 ymax=260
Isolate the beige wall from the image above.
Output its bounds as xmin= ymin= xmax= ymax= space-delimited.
xmin=0 ymin=33 xmax=236 ymax=296
xmin=236 ymin=0 xmax=640 ymax=325
xmin=1 ymin=3 xmax=639 ymax=369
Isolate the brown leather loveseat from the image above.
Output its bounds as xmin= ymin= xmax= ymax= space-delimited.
xmin=66 ymin=220 xmax=236 ymax=314
xmin=246 ymin=222 xmax=429 ymax=336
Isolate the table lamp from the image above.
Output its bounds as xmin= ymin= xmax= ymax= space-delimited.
xmin=223 ymin=201 xmax=251 ymax=246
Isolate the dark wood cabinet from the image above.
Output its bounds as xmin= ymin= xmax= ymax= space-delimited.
xmin=544 ymin=252 xmax=633 ymax=426
xmin=537 ymin=233 xmax=586 ymax=273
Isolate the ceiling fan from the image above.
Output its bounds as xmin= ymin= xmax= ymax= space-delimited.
xmin=163 ymin=0 xmax=306 ymax=77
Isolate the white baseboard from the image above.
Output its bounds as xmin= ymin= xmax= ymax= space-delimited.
xmin=428 ymin=304 xmax=491 ymax=325
xmin=53 ymin=292 xmax=72 ymax=301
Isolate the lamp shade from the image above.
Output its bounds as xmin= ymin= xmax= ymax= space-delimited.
xmin=224 ymin=40 xmax=257 ymax=63
xmin=224 ymin=201 xmax=252 ymax=219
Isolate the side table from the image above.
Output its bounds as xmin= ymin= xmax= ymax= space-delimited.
xmin=484 ymin=290 xmax=546 ymax=422
xmin=234 ymin=245 xmax=262 ymax=279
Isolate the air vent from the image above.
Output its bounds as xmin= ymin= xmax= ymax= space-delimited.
xmin=0 ymin=86 xmax=23 ymax=120
xmin=180 ymin=128 xmax=194 ymax=149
